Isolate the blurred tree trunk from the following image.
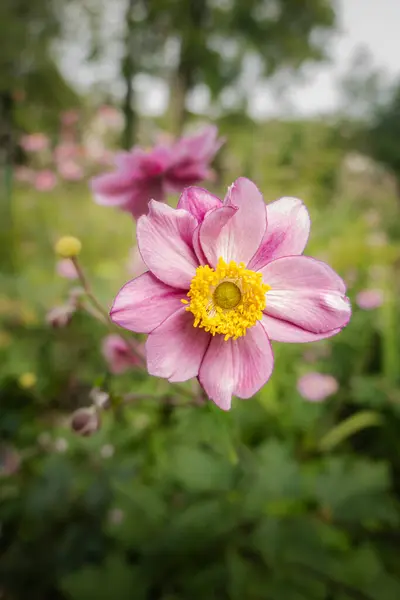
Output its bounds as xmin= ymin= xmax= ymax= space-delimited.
xmin=168 ymin=0 xmax=207 ymax=136
xmin=0 ymin=91 xmax=16 ymax=274
xmin=121 ymin=0 xmax=136 ymax=150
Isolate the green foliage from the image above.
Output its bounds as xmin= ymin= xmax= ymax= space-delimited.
xmin=362 ymin=81 xmax=400 ymax=189
xmin=2 ymin=118 xmax=400 ymax=600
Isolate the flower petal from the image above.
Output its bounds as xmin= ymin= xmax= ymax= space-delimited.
xmin=202 ymin=177 xmax=267 ymax=266
xmin=199 ymin=322 xmax=274 ymax=410
xmin=199 ymin=205 xmax=237 ymax=267
xmin=248 ymin=197 xmax=310 ymax=270
xmin=192 ymin=225 xmax=208 ymax=265
xmin=146 ymin=308 xmax=210 ymax=382
xmin=261 ymin=256 xmax=351 ymax=334
xmin=137 ymin=200 xmax=199 ymax=288
xmin=261 ymin=314 xmax=342 ymax=343
xmin=91 ymin=171 xmax=165 ymax=218
xmin=91 ymin=171 xmax=134 ymax=206
xmin=110 ymin=272 xmax=186 ymax=334
xmin=177 ymin=187 xmax=222 ymax=222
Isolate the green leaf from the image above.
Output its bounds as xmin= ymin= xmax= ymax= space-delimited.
xmin=240 ymin=440 xmax=303 ymax=518
xmin=168 ymin=446 xmax=234 ymax=492
xmin=312 ymin=457 xmax=397 ymax=525
xmin=61 ymin=554 xmax=148 ymax=600
xmin=318 ymin=411 xmax=383 ymax=452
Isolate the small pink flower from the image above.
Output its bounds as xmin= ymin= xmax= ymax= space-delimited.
xmin=110 ymin=178 xmax=351 ymax=410
xmin=101 ymin=334 xmax=144 ymax=374
xmin=56 ymin=259 xmax=78 ymax=279
xmin=356 ymin=289 xmax=384 ymax=310
xmin=14 ymin=166 xmax=35 ymax=183
xmin=0 ymin=445 xmax=21 ymax=476
xmin=34 ymin=170 xmax=57 ymax=191
xmin=97 ymin=105 xmax=124 ymax=130
xmin=54 ymin=142 xmax=81 ymax=163
xmin=61 ymin=110 xmax=79 ymax=127
xmin=297 ymin=372 xmax=339 ymax=402
xmin=91 ymin=125 xmax=224 ymax=219
xmin=58 ymin=160 xmax=84 ymax=181
xmin=20 ymin=133 xmax=49 ymax=153
xmin=46 ymin=304 xmax=75 ymax=328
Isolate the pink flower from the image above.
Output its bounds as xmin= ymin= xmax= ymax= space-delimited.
xmin=91 ymin=126 xmax=224 ymax=219
xmin=110 ymin=178 xmax=351 ymax=410
xmin=54 ymin=142 xmax=81 ymax=163
xmin=56 ymin=259 xmax=78 ymax=279
xmin=356 ymin=289 xmax=384 ymax=310
xmin=101 ymin=335 xmax=144 ymax=374
xmin=61 ymin=110 xmax=79 ymax=127
xmin=297 ymin=372 xmax=339 ymax=402
xmin=20 ymin=133 xmax=49 ymax=153
xmin=46 ymin=304 xmax=75 ymax=328
xmin=58 ymin=160 xmax=84 ymax=181
xmin=34 ymin=170 xmax=57 ymax=191
xmin=96 ymin=105 xmax=124 ymax=130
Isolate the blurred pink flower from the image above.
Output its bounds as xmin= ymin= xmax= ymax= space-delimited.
xmin=34 ymin=170 xmax=57 ymax=191
xmin=297 ymin=372 xmax=339 ymax=402
xmin=0 ymin=445 xmax=21 ymax=476
xmin=110 ymin=178 xmax=351 ymax=410
xmin=128 ymin=246 xmax=147 ymax=277
xmin=20 ymin=133 xmax=49 ymax=153
xmin=46 ymin=304 xmax=75 ymax=328
xmin=96 ymin=150 xmax=115 ymax=167
xmin=101 ymin=334 xmax=144 ymax=374
xmin=97 ymin=105 xmax=123 ymax=129
xmin=91 ymin=125 xmax=224 ymax=219
xmin=58 ymin=160 xmax=84 ymax=181
xmin=14 ymin=166 xmax=35 ymax=183
xmin=83 ymin=139 xmax=114 ymax=166
xmin=356 ymin=289 xmax=384 ymax=310
xmin=61 ymin=110 xmax=79 ymax=127
xmin=56 ymin=259 xmax=78 ymax=279
xmin=54 ymin=142 xmax=81 ymax=163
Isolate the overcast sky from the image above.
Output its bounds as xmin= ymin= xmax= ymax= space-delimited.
xmin=61 ymin=0 xmax=400 ymax=118
xmin=260 ymin=0 xmax=400 ymax=118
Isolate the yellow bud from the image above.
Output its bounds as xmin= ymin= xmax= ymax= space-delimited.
xmin=19 ymin=372 xmax=37 ymax=389
xmin=55 ymin=236 xmax=82 ymax=259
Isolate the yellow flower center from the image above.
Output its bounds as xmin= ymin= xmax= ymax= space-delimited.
xmin=182 ymin=258 xmax=270 ymax=341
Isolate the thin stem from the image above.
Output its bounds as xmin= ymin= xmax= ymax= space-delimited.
xmin=72 ymin=257 xmax=111 ymax=322
xmin=71 ymin=257 xmax=146 ymax=366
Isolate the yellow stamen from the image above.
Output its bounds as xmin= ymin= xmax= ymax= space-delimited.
xmin=183 ymin=257 xmax=270 ymax=341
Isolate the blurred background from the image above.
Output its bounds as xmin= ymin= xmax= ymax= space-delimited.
xmin=1 ymin=0 xmax=400 ymax=598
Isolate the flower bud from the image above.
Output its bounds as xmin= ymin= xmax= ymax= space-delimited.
xmin=18 ymin=372 xmax=37 ymax=389
xmin=70 ymin=407 xmax=100 ymax=436
xmin=89 ymin=387 xmax=110 ymax=409
xmin=55 ymin=236 xmax=82 ymax=258
xmin=46 ymin=304 xmax=75 ymax=328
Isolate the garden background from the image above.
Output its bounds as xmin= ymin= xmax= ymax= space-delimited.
xmin=1 ymin=1 xmax=400 ymax=599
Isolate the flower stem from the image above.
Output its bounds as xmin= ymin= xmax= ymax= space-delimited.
xmin=71 ymin=257 xmax=146 ymax=366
